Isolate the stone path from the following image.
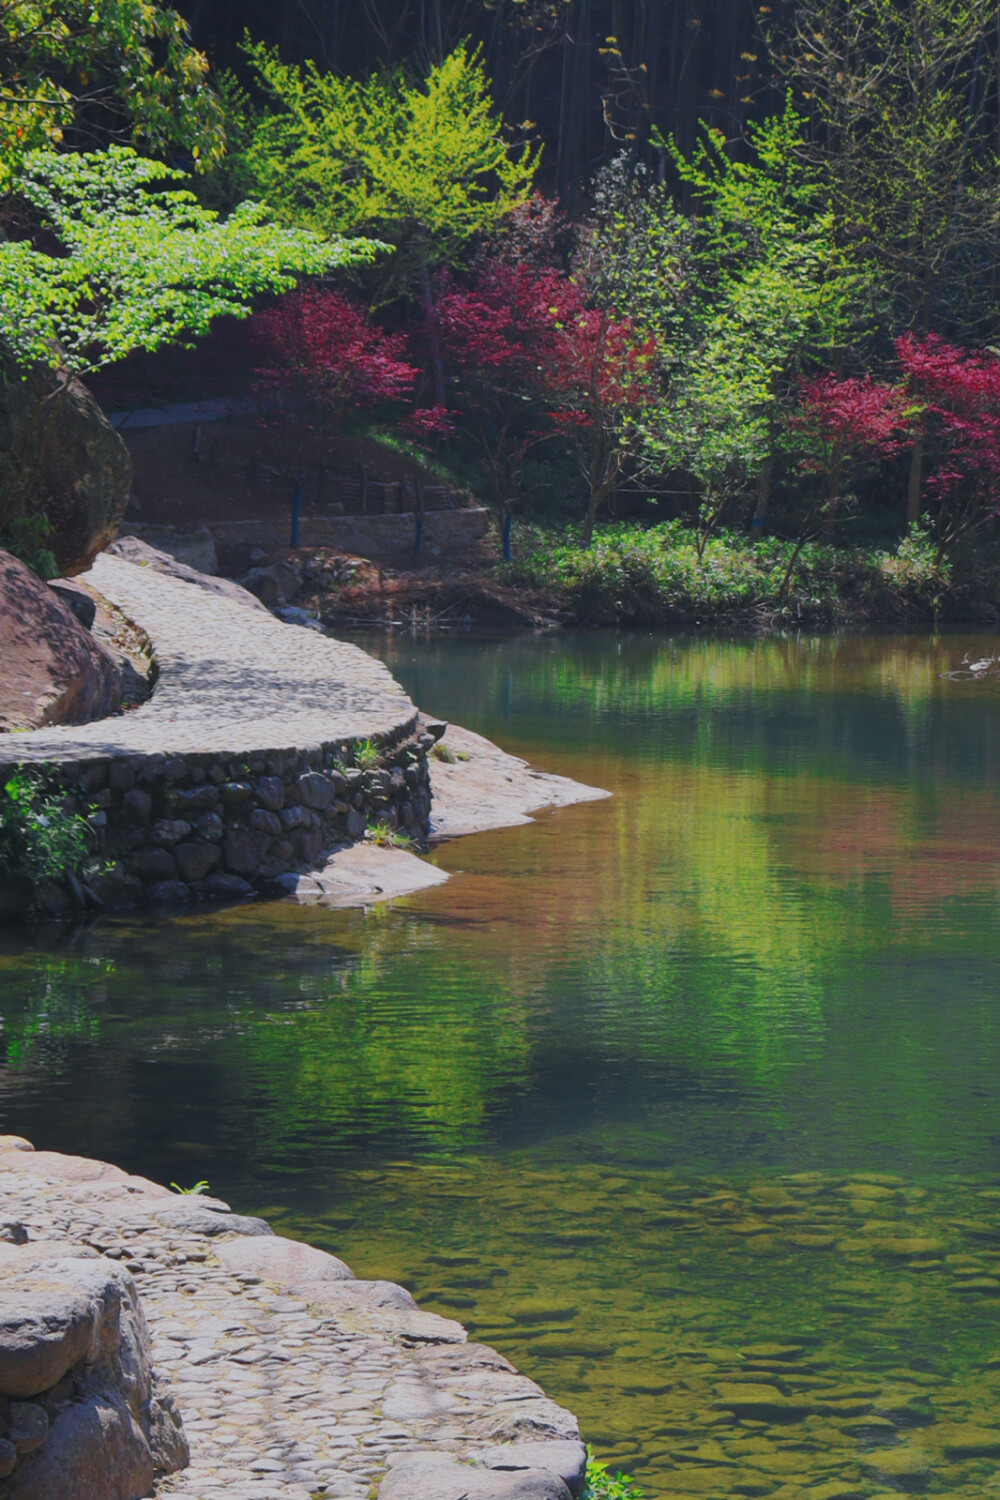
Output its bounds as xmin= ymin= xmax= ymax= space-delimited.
xmin=8 ymin=555 xmax=418 ymax=765
xmin=0 ymin=1140 xmax=585 ymax=1500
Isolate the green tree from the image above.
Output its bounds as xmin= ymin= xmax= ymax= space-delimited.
xmin=625 ymin=103 xmax=858 ymax=546
xmin=772 ymin=0 xmax=1000 ymax=522
xmin=0 ymin=147 xmax=374 ymax=531
xmin=237 ymin=41 xmax=539 ymax=403
xmin=0 ymin=0 xmax=226 ymax=188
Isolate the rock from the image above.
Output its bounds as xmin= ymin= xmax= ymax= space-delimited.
xmin=173 ymin=843 xmax=221 ymax=882
xmin=0 ymin=1439 xmax=15 ymax=1478
xmin=165 ymin=786 xmax=218 ymax=815
xmin=224 ymin=829 xmax=272 ymax=876
xmin=0 ymin=351 xmax=132 ymax=575
xmin=212 ymin=1235 xmax=354 ymax=1287
xmin=8 ymin=1402 xmax=48 ymax=1455
xmin=132 ymin=526 xmax=218 ymax=575
xmin=474 ymin=1400 xmax=581 ymax=1446
xmin=203 ymin=873 xmax=254 ymax=900
xmin=0 ymin=1141 xmax=32 ymax=1154
xmin=141 ymin=1389 xmax=189 ymax=1473
xmin=476 ymin=1443 xmax=588 ymax=1498
xmin=47 ymin=579 xmax=96 ymax=630
xmin=3 ymin=1391 xmax=153 ymax=1500
xmin=0 ymin=1258 xmax=142 ymax=1400
xmin=121 ymin=789 xmax=152 ymax=826
xmin=109 ymin=537 xmax=267 ymax=611
xmin=0 ymin=551 xmax=122 ymax=731
xmin=241 ymin=561 xmax=302 ymax=610
xmin=145 ymin=880 xmax=190 ymax=905
xmin=940 ymin=1425 xmax=1000 ymax=1458
xmin=302 ymin=1279 xmax=418 ymax=1312
xmin=380 ymin=1454 xmax=572 ymax=1500
xmin=150 ymin=820 xmax=192 ymax=849
xmin=132 ymin=849 xmax=176 ymax=883
xmin=250 ymin=808 xmax=283 ymax=836
xmin=148 ymin=1200 xmax=274 ymax=1238
xmin=298 ymin=772 xmax=336 ymax=810
xmin=0 ymin=1226 xmax=26 ymax=1246
xmin=255 ymin=776 xmax=284 ymax=812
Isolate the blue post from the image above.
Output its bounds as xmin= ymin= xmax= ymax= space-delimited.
xmin=413 ymin=513 xmax=424 ymax=558
xmin=502 ymin=512 xmax=512 ymax=562
xmin=290 ymin=485 xmax=302 ymax=548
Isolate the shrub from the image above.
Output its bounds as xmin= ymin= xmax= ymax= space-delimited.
xmin=582 ymin=1454 xmax=644 ymax=1499
xmin=0 ymin=766 xmax=94 ymax=901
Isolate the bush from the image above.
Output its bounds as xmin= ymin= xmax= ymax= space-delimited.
xmin=0 ymin=766 xmax=94 ymax=902
xmin=582 ymin=1454 xmax=644 ymax=1499
xmin=1 ymin=514 xmax=58 ymax=580
xmin=499 ymin=519 xmax=961 ymax=628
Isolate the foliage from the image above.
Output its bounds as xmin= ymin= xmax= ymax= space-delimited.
xmin=898 ymin=333 xmax=1000 ymax=556
xmin=254 ymin=289 xmax=419 ymax=433
xmin=365 ymin=822 xmax=414 ymax=849
xmin=353 ymin=739 xmax=381 ymax=770
xmin=500 ymin=520 xmax=954 ymax=627
xmin=0 ymin=767 xmax=93 ymax=896
xmin=170 ymin=1180 xmax=211 ymax=1195
xmin=581 ymin=1455 xmax=644 ymax=1500
xmin=0 ymin=514 xmax=57 ymax=580
xmin=0 ymin=148 xmax=370 ymax=380
xmin=0 ymin=0 xmax=225 ymax=188
xmin=239 ymin=40 xmax=538 ymax=264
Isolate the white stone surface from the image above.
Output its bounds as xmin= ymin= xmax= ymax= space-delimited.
xmin=5 ymin=555 xmax=417 ymax=764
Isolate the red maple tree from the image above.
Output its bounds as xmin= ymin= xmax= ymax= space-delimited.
xmin=793 ymin=373 xmax=911 ymax=537
xmin=254 ymin=289 xmax=419 ymax=433
xmin=896 ymin=333 xmax=1000 ymax=556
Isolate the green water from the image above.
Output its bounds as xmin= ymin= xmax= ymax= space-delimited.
xmin=4 ymin=631 xmax=1000 ymax=1497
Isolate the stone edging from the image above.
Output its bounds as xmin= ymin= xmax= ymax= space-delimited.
xmin=0 ymin=555 xmax=433 ymax=908
xmin=0 ymin=1136 xmax=586 ymax=1500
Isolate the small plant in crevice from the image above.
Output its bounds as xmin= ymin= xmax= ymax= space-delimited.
xmin=352 ymin=738 xmax=381 ymax=771
xmin=581 ymin=1453 xmax=644 ymax=1500
xmin=364 ymin=821 xmax=413 ymax=850
xmin=0 ymin=766 xmax=94 ymax=902
xmin=170 ymin=1180 xmax=211 ymax=1196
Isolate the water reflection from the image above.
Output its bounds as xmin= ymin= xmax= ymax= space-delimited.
xmin=2 ymin=630 xmax=1000 ymax=1494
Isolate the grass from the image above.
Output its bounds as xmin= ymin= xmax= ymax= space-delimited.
xmin=352 ymin=738 xmax=382 ymax=771
xmin=498 ymin=519 xmax=982 ymax=629
xmin=364 ymin=821 xmax=413 ymax=850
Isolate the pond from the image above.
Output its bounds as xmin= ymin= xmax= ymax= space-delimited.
xmin=3 ymin=630 xmax=1000 ymax=1498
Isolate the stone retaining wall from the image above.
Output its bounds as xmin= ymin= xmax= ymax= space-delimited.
xmin=0 ymin=553 xmax=436 ymax=911
xmin=6 ymin=728 xmax=435 ymax=909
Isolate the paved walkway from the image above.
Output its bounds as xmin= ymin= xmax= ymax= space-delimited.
xmin=0 ymin=1141 xmax=584 ymax=1500
xmin=8 ymin=555 xmax=418 ymax=765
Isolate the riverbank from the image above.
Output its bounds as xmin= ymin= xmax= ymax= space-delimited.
xmin=301 ymin=522 xmax=1000 ymax=632
xmin=0 ymin=547 xmax=606 ymax=915
xmin=0 ymin=1135 xmax=588 ymax=1500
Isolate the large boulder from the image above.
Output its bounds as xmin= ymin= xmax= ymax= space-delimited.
xmin=0 ymin=354 xmax=131 ymax=576
xmin=0 ymin=551 xmax=121 ymax=731
xmin=0 ymin=1256 xmax=188 ymax=1500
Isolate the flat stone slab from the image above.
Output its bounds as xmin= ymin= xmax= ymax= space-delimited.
xmin=5 ymin=555 xmax=418 ymax=764
xmin=274 ymin=842 xmax=450 ymax=906
xmin=0 ymin=1140 xmax=584 ymax=1500
xmin=427 ymin=725 xmax=609 ymax=841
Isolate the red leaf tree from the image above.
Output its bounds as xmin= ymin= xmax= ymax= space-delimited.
xmin=254 ymin=289 xmax=419 ymax=433
xmin=437 ymin=259 xmax=656 ymax=544
xmin=897 ymin=333 xmax=1000 ymax=557
xmin=793 ymin=373 xmax=911 ymax=537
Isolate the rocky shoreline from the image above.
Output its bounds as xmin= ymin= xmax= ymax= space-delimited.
xmin=0 ymin=1135 xmax=588 ymax=1500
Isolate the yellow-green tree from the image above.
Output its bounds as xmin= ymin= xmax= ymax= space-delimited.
xmin=239 ymin=41 xmax=538 ymax=402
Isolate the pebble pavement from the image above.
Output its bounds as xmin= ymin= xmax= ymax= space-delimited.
xmin=8 ymin=555 xmax=418 ymax=764
xmin=0 ymin=1141 xmax=585 ymax=1500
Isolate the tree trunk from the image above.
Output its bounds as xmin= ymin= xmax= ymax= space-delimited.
xmin=418 ymin=248 xmax=446 ymax=409
xmin=906 ymin=429 xmax=924 ymax=527
xmin=751 ymin=453 xmax=774 ymax=536
xmin=821 ymin=445 xmax=843 ymax=541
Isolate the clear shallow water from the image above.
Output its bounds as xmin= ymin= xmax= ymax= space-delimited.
xmin=4 ymin=632 xmax=1000 ymax=1495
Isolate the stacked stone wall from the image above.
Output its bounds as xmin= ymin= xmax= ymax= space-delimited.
xmin=0 ymin=727 xmax=434 ymax=908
